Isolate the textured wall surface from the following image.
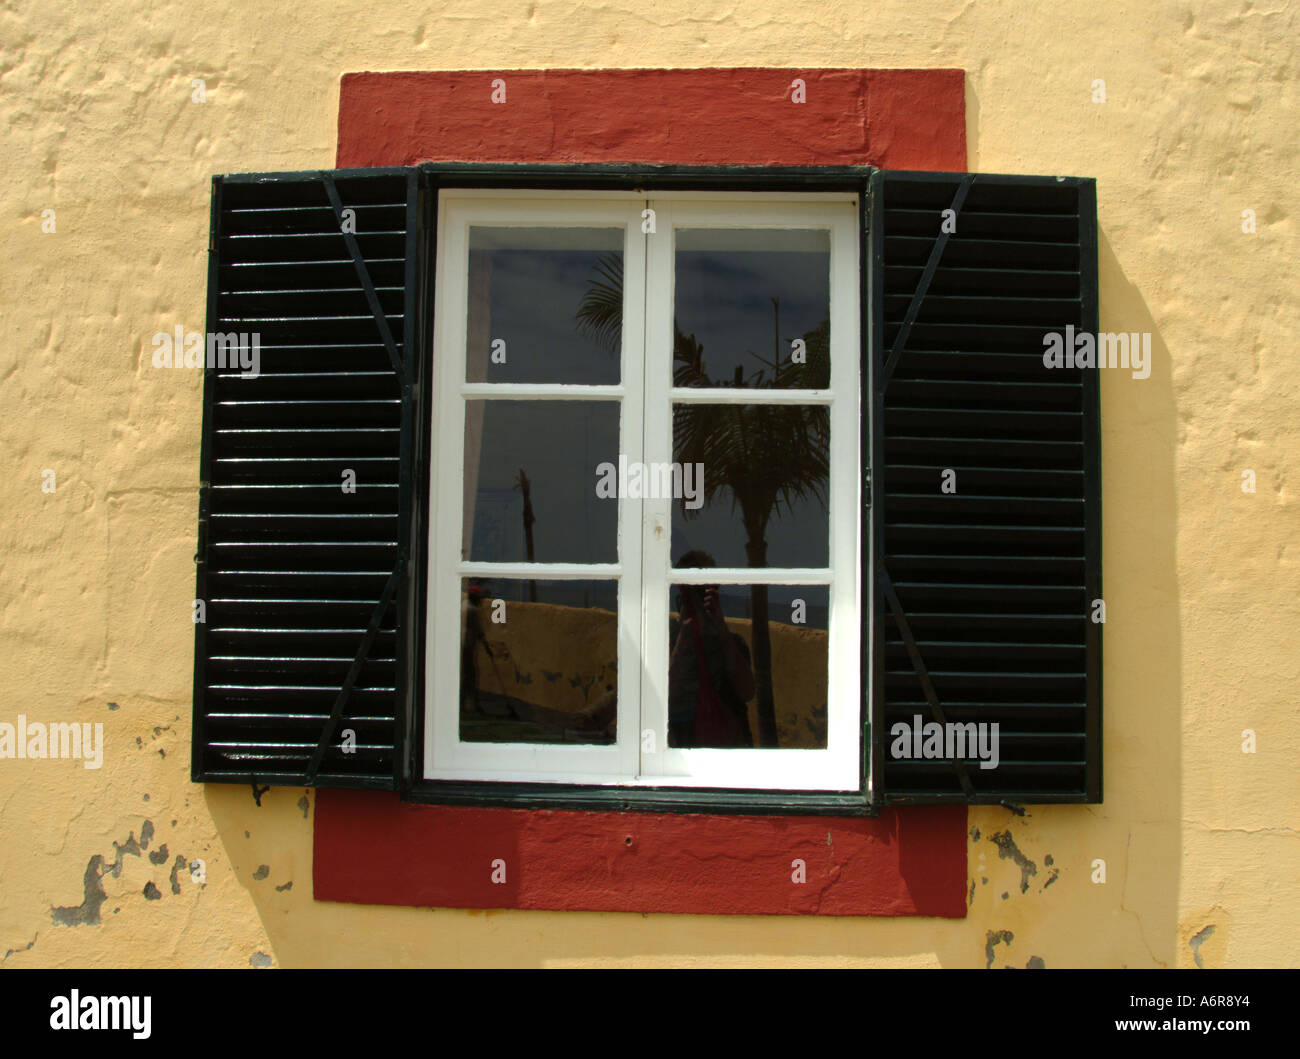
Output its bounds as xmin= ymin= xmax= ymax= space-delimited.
xmin=0 ymin=0 xmax=1296 ymax=968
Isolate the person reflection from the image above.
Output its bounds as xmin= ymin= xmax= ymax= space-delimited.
xmin=460 ymin=580 xmax=492 ymax=714
xmin=668 ymin=550 xmax=756 ymax=748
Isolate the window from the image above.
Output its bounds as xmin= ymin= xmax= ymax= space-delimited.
xmin=426 ymin=191 xmax=861 ymax=790
xmin=192 ymin=163 xmax=1101 ymax=811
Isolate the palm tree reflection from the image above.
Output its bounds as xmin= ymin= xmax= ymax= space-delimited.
xmin=577 ymin=253 xmax=830 ymax=747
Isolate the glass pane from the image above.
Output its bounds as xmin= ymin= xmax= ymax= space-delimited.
xmin=467 ymin=227 xmax=623 ymax=385
xmin=674 ymin=228 xmax=830 ymax=389
xmin=670 ymin=402 xmax=829 ymax=568
xmin=464 ymin=400 xmax=618 ymax=564
xmin=667 ymin=580 xmax=828 ymax=749
xmin=458 ymin=578 xmax=618 ymax=745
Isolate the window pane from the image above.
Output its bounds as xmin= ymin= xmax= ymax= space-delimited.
xmin=667 ymin=581 xmax=828 ymax=749
xmin=458 ymin=578 xmax=618 ymax=745
xmin=467 ymin=227 xmax=623 ymax=385
xmin=671 ymin=402 xmax=829 ymax=568
xmin=464 ymin=400 xmax=618 ymax=563
xmin=674 ymin=229 xmax=830 ymax=389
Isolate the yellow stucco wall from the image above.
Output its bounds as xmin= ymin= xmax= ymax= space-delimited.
xmin=1 ymin=0 xmax=1296 ymax=968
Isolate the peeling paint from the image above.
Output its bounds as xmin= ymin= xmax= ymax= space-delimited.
xmin=3 ymin=933 xmax=37 ymax=959
xmin=275 ymin=881 xmax=293 ymax=892
xmin=106 ymin=834 xmax=142 ymax=878
xmin=253 ymin=864 xmax=269 ymax=881
xmin=169 ymin=855 xmax=187 ymax=895
xmin=51 ymin=855 xmax=108 ymax=926
xmin=51 ymin=820 xmax=164 ymax=926
xmin=990 ymin=830 xmax=1038 ymax=893
xmin=298 ymin=795 xmax=310 ymax=820
xmin=1026 ymin=955 xmax=1046 ymax=968
xmin=143 ymin=881 xmax=161 ymax=901
xmin=148 ymin=843 xmax=169 ymax=865
xmin=984 ymin=928 xmax=1014 ymax=969
xmin=968 ymin=879 xmax=975 ymax=906
xmin=249 ymin=951 xmax=273 ymax=968
xmin=969 ymin=826 xmax=980 ymax=842
xmin=1190 ymin=924 xmax=1216 ymax=969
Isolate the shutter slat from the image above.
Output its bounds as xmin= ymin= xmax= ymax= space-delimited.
xmin=870 ymin=169 xmax=1101 ymax=805
xmin=885 ymin=266 xmax=1081 ymax=298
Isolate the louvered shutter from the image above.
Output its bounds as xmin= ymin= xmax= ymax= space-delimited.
xmin=868 ymin=170 xmax=1101 ymax=804
xmin=192 ymin=167 xmax=428 ymax=790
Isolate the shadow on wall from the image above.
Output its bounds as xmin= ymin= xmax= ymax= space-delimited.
xmin=1085 ymin=228 xmax=1182 ymax=967
xmin=959 ymin=228 xmax=1185 ymax=969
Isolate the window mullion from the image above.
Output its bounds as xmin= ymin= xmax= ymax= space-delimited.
xmin=637 ymin=198 xmax=675 ymax=780
xmin=614 ymin=201 xmax=649 ymax=781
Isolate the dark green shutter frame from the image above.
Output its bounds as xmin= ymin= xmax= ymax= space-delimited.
xmin=192 ymin=167 xmax=428 ymax=790
xmin=868 ymin=170 xmax=1101 ymax=804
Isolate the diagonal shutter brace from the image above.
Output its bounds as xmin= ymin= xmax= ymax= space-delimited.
xmin=879 ymin=566 xmax=976 ymax=798
xmin=309 ymin=170 xmax=410 ymax=785
xmin=320 ymin=173 xmax=405 ymax=378
xmin=305 ymin=559 xmax=405 ymax=784
xmin=881 ymin=174 xmax=974 ymax=390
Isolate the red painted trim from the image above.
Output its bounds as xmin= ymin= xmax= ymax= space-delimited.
xmin=337 ymin=68 xmax=966 ymax=171
xmin=317 ymin=67 xmax=969 ymax=916
xmin=315 ymin=790 xmax=967 ymax=917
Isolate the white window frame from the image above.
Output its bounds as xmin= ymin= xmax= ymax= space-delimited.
xmin=425 ymin=188 xmax=861 ymax=791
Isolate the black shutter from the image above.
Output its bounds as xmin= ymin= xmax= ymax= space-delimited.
xmin=192 ymin=167 xmax=428 ymax=790
xmin=868 ymin=170 xmax=1101 ymax=804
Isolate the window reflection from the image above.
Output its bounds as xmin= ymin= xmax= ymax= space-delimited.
xmin=467 ymin=227 xmax=623 ymax=385
xmin=671 ymin=402 xmax=829 ymax=568
xmin=463 ymin=400 xmax=618 ymax=564
xmin=668 ymin=553 xmax=829 ymax=750
xmin=459 ymin=578 xmax=617 ymax=745
xmin=674 ymin=228 xmax=830 ymax=389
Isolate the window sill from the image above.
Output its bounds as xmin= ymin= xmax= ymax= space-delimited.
xmin=406 ymin=780 xmax=875 ymax=816
xmin=313 ymin=789 xmax=966 ymax=916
